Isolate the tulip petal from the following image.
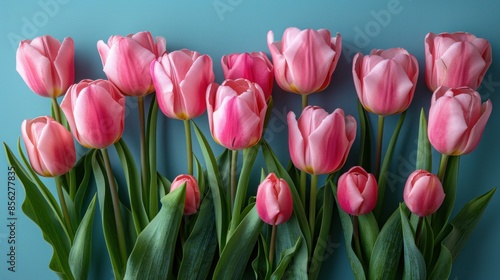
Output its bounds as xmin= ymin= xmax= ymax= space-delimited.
xmin=16 ymin=43 xmax=54 ymax=97
xmin=461 ymin=100 xmax=492 ymax=154
xmin=287 ymin=111 xmax=307 ymax=172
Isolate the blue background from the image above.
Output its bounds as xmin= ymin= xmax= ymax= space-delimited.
xmin=1 ymin=0 xmax=499 ymax=279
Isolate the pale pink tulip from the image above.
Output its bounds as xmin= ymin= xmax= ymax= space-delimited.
xmin=61 ymin=79 xmax=125 ymax=149
xmin=337 ymin=166 xmax=378 ymax=216
xmin=16 ymin=35 xmax=74 ymax=98
xmin=428 ymin=86 xmax=492 ymax=156
xmin=151 ymin=49 xmax=214 ymax=120
xmin=287 ymin=106 xmax=356 ymax=175
xmin=353 ymin=48 xmax=419 ymax=116
xmin=425 ymin=32 xmax=492 ymax=91
xmin=206 ymin=78 xmax=267 ymax=150
xmin=404 ymin=170 xmax=445 ymax=217
xmin=256 ymin=173 xmax=293 ymax=225
xmin=267 ymin=27 xmax=342 ymax=95
xmin=221 ymin=52 xmax=274 ymax=100
xmin=21 ymin=116 xmax=76 ymax=177
xmin=97 ymin=31 xmax=166 ymax=96
xmin=170 ymin=174 xmax=201 ymax=215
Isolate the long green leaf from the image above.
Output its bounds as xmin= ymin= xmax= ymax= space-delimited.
xmin=358 ymin=212 xmax=379 ymax=263
xmin=432 ymin=156 xmax=460 ymax=236
xmin=358 ymin=100 xmax=372 ymax=171
xmin=252 ymin=235 xmax=270 ymax=280
xmin=399 ymin=205 xmax=426 ymax=280
xmin=271 ymin=237 xmax=302 ymax=280
xmin=416 ymin=108 xmax=432 ymax=172
xmin=147 ymin=96 xmax=159 ymax=218
xmin=124 ymin=187 xmax=186 ymax=280
xmin=74 ymin=150 xmax=94 ymax=219
xmin=428 ymin=244 xmax=452 ymax=280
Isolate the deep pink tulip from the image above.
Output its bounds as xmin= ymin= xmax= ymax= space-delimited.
xmin=61 ymin=79 xmax=125 ymax=149
xmin=170 ymin=174 xmax=201 ymax=215
xmin=267 ymin=27 xmax=342 ymax=95
xmin=353 ymin=48 xmax=419 ymax=116
xmin=256 ymin=173 xmax=293 ymax=225
xmin=287 ymin=106 xmax=356 ymax=175
xmin=428 ymin=86 xmax=492 ymax=156
xmin=425 ymin=32 xmax=492 ymax=91
xmin=151 ymin=49 xmax=214 ymax=120
xmin=97 ymin=31 xmax=166 ymax=97
xmin=221 ymin=52 xmax=274 ymax=100
xmin=21 ymin=116 xmax=76 ymax=177
xmin=403 ymin=170 xmax=445 ymax=217
xmin=16 ymin=35 xmax=74 ymax=98
xmin=206 ymin=78 xmax=267 ymax=150
xmin=337 ymin=166 xmax=378 ymax=216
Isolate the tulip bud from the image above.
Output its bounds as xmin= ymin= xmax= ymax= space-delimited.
xmin=403 ymin=170 xmax=445 ymax=217
xmin=256 ymin=173 xmax=293 ymax=225
xmin=170 ymin=174 xmax=201 ymax=215
xmin=16 ymin=35 xmax=74 ymax=98
xmin=337 ymin=166 xmax=378 ymax=216
xmin=21 ymin=116 xmax=76 ymax=177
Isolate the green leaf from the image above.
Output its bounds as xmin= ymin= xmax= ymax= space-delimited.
xmin=74 ymin=150 xmax=95 ymax=219
xmin=358 ymin=212 xmax=379 ymax=263
xmin=147 ymin=95 xmax=160 ymax=219
xmin=252 ymin=235 xmax=270 ymax=280
xmin=157 ymin=172 xmax=171 ymax=198
xmin=124 ymin=186 xmax=186 ymax=280
xmin=432 ymin=156 xmax=460 ymax=236
xmin=213 ymin=205 xmax=263 ymax=280
xmin=217 ymin=148 xmax=232 ymax=193
xmin=399 ymin=205 xmax=426 ymax=280
xmin=428 ymin=244 xmax=452 ymax=280
xmin=69 ymin=195 xmax=97 ymax=280
xmin=357 ymin=100 xmax=372 ymax=171
xmin=271 ymin=237 xmax=302 ymax=280
xmin=416 ymin=108 xmax=432 ymax=172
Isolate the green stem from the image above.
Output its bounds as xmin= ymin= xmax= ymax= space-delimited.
xmin=138 ymin=97 xmax=150 ymax=216
xmin=352 ymin=215 xmax=364 ymax=264
xmin=414 ymin=215 xmax=424 ymax=247
xmin=374 ymin=115 xmax=385 ymax=178
xmin=55 ymin=176 xmax=74 ymax=239
xmin=184 ymin=120 xmax=193 ymax=175
xmin=300 ymin=170 xmax=307 ymax=208
xmin=66 ymin=171 xmax=76 ymax=200
xmin=309 ymin=174 xmax=318 ymax=237
xmin=51 ymin=97 xmax=62 ymax=123
xmin=269 ymin=224 xmax=277 ymax=267
xmin=230 ymin=149 xmax=238 ymax=210
xmin=301 ymin=94 xmax=308 ymax=110
xmin=101 ymin=148 xmax=128 ymax=267
xmin=437 ymin=154 xmax=449 ymax=182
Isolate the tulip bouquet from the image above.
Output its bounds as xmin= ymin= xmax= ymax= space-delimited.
xmin=3 ymin=27 xmax=496 ymax=280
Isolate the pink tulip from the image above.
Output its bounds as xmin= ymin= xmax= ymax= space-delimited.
xmin=267 ymin=27 xmax=342 ymax=95
xmin=21 ymin=116 xmax=76 ymax=177
xmin=287 ymin=106 xmax=357 ymax=175
xmin=16 ymin=35 xmax=74 ymax=98
xmin=221 ymin=52 xmax=274 ymax=100
xmin=256 ymin=173 xmax=293 ymax=225
xmin=337 ymin=166 xmax=378 ymax=216
xmin=60 ymin=79 xmax=125 ymax=149
xmin=206 ymin=78 xmax=267 ymax=150
xmin=425 ymin=32 xmax=492 ymax=91
xmin=170 ymin=174 xmax=201 ymax=215
xmin=353 ymin=48 xmax=419 ymax=116
xmin=403 ymin=170 xmax=445 ymax=217
xmin=151 ymin=49 xmax=214 ymax=120
xmin=97 ymin=31 xmax=166 ymax=97
xmin=428 ymin=86 xmax=492 ymax=156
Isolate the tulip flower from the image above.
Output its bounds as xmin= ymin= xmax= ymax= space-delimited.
xmin=151 ymin=49 xmax=214 ymax=120
xmin=256 ymin=173 xmax=293 ymax=225
xmin=21 ymin=116 xmax=76 ymax=177
xmin=61 ymin=79 xmax=125 ymax=149
xmin=425 ymin=32 xmax=492 ymax=91
xmin=403 ymin=170 xmax=445 ymax=217
xmin=206 ymin=78 xmax=267 ymax=150
xmin=428 ymin=86 xmax=492 ymax=156
xmin=170 ymin=174 xmax=201 ymax=215
xmin=287 ymin=106 xmax=356 ymax=175
xmin=267 ymin=27 xmax=342 ymax=95
xmin=337 ymin=166 xmax=378 ymax=216
xmin=352 ymin=48 xmax=419 ymax=116
xmin=221 ymin=52 xmax=274 ymax=100
xmin=16 ymin=35 xmax=74 ymax=98
xmin=97 ymin=31 xmax=166 ymax=96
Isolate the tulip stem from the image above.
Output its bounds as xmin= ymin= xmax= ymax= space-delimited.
xmin=414 ymin=215 xmax=424 ymax=247
xmin=184 ymin=120 xmax=193 ymax=175
xmin=55 ymin=176 xmax=74 ymax=240
xmin=301 ymin=94 xmax=308 ymax=110
xmin=309 ymin=174 xmax=318 ymax=237
xmin=138 ymin=97 xmax=150 ymax=215
xmin=300 ymin=170 xmax=307 ymax=208
xmin=101 ymin=148 xmax=128 ymax=267
xmin=230 ymin=149 xmax=238 ymax=210
xmin=51 ymin=97 xmax=62 ymax=123
xmin=269 ymin=224 xmax=277 ymax=267
xmin=437 ymin=154 xmax=449 ymax=182
xmin=375 ymin=115 xmax=385 ymax=178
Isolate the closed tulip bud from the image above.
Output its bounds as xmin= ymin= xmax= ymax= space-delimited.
xmin=353 ymin=48 xmax=419 ymax=116
xmin=337 ymin=166 xmax=378 ymax=216
xmin=170 ymin=174 xmax=201 ymax=215
xmin=425 ymin=32 xmax=492 ymax=91
xmin=287 ymin=106 xmax=356 ymax=175
xmin=206 ymin=78 xmax=267 ymax=150
xmin=21 ymin=116 xmax=76 ymax=177
xmin=16 ymin=35 xmax=74 ymax=98
xmin=97 ymin=31 xmax=166 ymax=96
xmin=151 ymin=49 xmax=214 ymax=120
xmin=61 ymin=79 xmax=125 ymax=149
xmin=267 ymin=27 xmax=342 ymax=95
xmin=221 ymin=52 xmax=274 ymax=101
xmin=428 ymin=86 xmax=492 ymax=155
xmin=404 ymin=170 xmax=445 ymax=217
xmin=256 ymin=173 xmax=293 ymax=225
